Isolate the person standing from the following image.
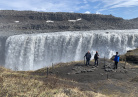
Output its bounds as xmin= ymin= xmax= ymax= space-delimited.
xmin=84 ymin=51 xmax=91 ymax=66
xmin=114 ymin=52 xmax=120 ymax=69
xmin=94 ymin=51 xmax=99 ymax=67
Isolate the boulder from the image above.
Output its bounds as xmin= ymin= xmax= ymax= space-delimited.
xmin=125 ymin=49 xmax=138 ymax=64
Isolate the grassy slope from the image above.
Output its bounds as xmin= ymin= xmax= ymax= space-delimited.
xmin=0 ymin=60 xmax=138 ymax=97
xmin=0 ymin=66 xmax=106 ymax=97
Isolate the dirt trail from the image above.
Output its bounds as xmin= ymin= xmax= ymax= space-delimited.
xmin=49 ymin=59 xmax=137 ymax=82
xmin=37 ymin=59 xmax=138 ymax=96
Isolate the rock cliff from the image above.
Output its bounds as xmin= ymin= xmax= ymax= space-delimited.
xmin=0 ymin=10 xmax=138 ymax=33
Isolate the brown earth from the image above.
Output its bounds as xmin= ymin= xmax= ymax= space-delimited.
xmin=0 ymin=58 xmax=138 ymax=96
xmin=33 ymin=59 xmax=138 ymax=96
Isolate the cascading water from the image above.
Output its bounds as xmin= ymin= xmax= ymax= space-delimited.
xmin=4 ymin=30 xmax=138 ymax=71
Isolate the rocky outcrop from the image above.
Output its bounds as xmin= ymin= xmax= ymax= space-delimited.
xmin=125 ymin=49 xmax=138 ymax=64
xmin=111 ymin=48 xmax=138 ymax=64
xmin=0 ymin=10 xmax=138 ymax=33
xmin=68 ymin=66 xmax=96 ymax=74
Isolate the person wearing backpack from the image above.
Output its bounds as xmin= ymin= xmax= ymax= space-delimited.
xmin=84 ymin=51 xmax=91 ymax=66
xmin=94 ymin=51 xmax=99 ymax=67
xmin=114 ymin=52 xmax=120 ymax=69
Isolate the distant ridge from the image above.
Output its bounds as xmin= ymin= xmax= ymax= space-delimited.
xmin=0 ymin=10 xmax=138 ymax=32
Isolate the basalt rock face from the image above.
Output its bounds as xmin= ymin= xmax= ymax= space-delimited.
xmin=0 ymin=10 xmax=138 ymax=34
xmin=125 ymin=49 xmax=138 ymax=64
xmin=128 ymin=18 xmax=138 ymax=29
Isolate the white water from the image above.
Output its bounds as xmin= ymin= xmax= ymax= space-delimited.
xmin=5 ymin=30 xmax=138 ymax=71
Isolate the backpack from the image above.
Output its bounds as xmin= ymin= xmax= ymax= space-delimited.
xmin=94 ymin=53 xmax=98 ymax=59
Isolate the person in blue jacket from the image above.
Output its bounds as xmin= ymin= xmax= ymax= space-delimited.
xmin=84 ymin=51 xmax=91 ymax=66
xmin=114 ymin=52 xmax=120 ymax=69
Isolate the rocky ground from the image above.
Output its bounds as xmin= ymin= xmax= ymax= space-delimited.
xmin=46 ymin=59 xmax=138 ymax=82
xmin=0 ymin=58 xmax=138 ymax=96
xmin=34 ymin=58 xmax=138 ymax=96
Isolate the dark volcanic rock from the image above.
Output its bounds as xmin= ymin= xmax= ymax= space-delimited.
xmin=0 ymin=10 xmax=138 ymax=34
xmin=125 ymin=49 xmax=138 ymax=64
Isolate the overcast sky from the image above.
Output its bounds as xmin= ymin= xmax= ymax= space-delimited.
xmin=0 ymin=0 xmax=138 ymax=19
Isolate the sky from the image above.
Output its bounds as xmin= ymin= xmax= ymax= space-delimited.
xmin=0 ymin=0 xmax=138 ymax=19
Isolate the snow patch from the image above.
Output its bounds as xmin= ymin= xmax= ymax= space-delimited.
xmin=14 ymin=21 xmax=19 ymax=23
xmin=46 ymin=20 xmax=54 ymax=23
xmin=68 ymin=18 xmax=82 ymax=22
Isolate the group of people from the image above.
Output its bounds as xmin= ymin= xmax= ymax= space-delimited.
xmin=84 ymin=51 xmax=120 ymax=69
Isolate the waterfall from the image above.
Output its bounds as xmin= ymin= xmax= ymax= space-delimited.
xmin=5 ymin=30 xmax=138 ymax=71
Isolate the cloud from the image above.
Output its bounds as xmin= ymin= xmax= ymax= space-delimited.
xmin=83 ymin=0 xmax=88 ymax=4
xmin=88 ymin=0 xmax=138 ymax=14
xmin=1 ymin=0 xmax=138 ymax=19
xmin=0 ymin=0 xmax=84 ymax=12
xmin=111 ymin=0 xmax=138 ymax=8
xmin=96 ymin=11 xmax=101 ymax=14
xmin=84 ymin=11 xmax=91 ymax=14
xmin=89 ymin=0 xmax=138 ymax=8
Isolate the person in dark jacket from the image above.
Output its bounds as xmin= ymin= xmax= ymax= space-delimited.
xmin=94 ymin=51 xmax=99 ymax=66
xmin=114 ymin=52 xmax=120 ymax=69
xmin=84 ymin=51 xmax=91 ymax=66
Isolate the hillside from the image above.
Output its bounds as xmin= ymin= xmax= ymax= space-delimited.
xmin=0 ymin=10 xmax=138 ymax=35
xmin=0 ymin=65 xmax=107 ymax=97
xmin=128 ymin=18 xmax=138 ymax=29
xmin=0 ymin=58 xmax=138 ymax=97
